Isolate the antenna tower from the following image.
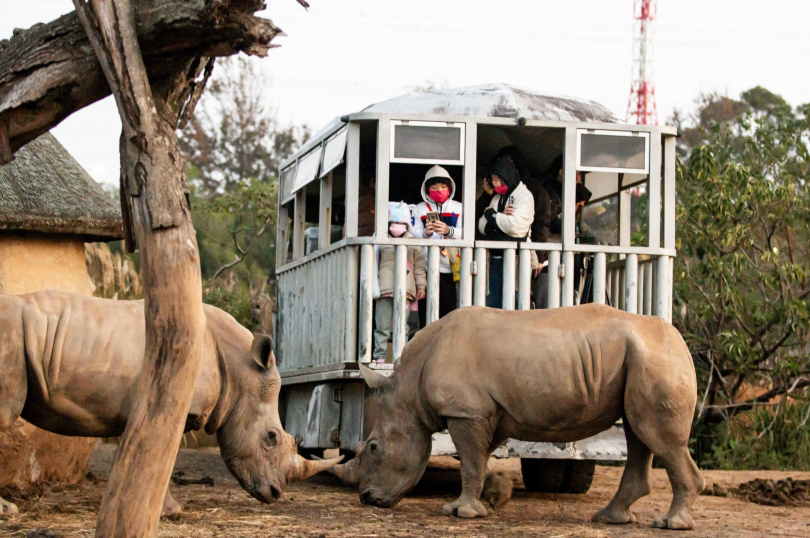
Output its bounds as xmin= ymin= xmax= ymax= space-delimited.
xmin=627 ymin=0 xmax=658 ymax=125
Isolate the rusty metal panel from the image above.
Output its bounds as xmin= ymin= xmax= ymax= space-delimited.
xmin=277 ymin=246 xmax=355 ymax=372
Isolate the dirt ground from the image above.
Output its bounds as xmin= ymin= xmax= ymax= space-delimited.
xmin=3 ymin=444 xmax=810 ymax=537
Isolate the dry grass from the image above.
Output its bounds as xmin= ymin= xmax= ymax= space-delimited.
xmin=3 ymin=445 xmax=810 ymax=537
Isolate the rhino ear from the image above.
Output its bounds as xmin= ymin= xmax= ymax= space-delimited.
xmin=359 ymin=363 xmax=395 ymax=392
xmin=251 ymin=334 xmax=275 ymax=370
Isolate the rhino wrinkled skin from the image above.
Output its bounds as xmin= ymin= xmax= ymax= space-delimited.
xmin=335 ymin=305 xmax=705 ymax=530
xmin=0 ymin=290 xmax=337 ymax=516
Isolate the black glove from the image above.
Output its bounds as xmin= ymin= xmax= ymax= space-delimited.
xmin=484 ymin=207 xmax=497 ymax=224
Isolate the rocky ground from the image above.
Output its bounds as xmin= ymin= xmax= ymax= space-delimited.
xmin=3 ymin=444 xmax=810 ymax=537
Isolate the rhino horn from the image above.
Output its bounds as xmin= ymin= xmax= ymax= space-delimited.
xmin=325 ymin=457 xmax=361 ymax=486
xmin=287 ymin=454 xmax=344 ymax=481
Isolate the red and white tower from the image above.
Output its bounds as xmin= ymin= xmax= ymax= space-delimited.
xmin=627 ymin=0 xmax=658 ymax=125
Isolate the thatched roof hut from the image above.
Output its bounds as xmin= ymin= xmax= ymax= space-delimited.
xmin=0 ymin=132 xmax=123 ymax=494
xmin=0 ymin=132 xmax=122 ymax=241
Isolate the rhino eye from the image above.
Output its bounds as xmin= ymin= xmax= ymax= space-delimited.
xmin=265 ymin=430 xmax=278 ymax=448
xmin=368 ymin=440 xmax=379 ymax=454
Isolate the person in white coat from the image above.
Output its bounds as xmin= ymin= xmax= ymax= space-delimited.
xmin=411 ymin=165 xmax=463 ymax=324
xmin=478 ymin=158 xmax=535 ymax=308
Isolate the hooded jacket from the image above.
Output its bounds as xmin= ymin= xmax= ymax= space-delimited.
xmin=478 ymin=158 xmax=535 ymax=240
xmin=377 ymin=231 xmax=427 ymax=301
xmin=411 ymin=172 xmax=464 ymax=274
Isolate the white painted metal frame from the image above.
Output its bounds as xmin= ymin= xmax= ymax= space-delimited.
xmin=389 ymin=120 xmax=466 ymax=165
xmin=275 ymin=113 xmax=677 ymax=375
xmin=576 ymin=129 xmax=651 ymax=174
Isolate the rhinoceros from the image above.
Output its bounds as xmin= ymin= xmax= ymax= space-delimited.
xmin=0 ymin=290 xmax=339 ymax=516
xmin=329 ymin=305 xmax=705 ymax=530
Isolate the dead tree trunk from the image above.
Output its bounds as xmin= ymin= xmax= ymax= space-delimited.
xmin=72 ymin=1 xmax=205 ymax=536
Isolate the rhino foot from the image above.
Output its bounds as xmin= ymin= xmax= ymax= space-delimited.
xmin=0 ymin=497 xmax=19 ymax=515
xmin=592 ymin=507 xmax=636 ymax=525
xmin=442 ymin=498 xmax=488 ymax=518
xmin=160 ymin=489 xmax=183 ymax=518
xmin=652 ymin=513 xmax=694 ymax=531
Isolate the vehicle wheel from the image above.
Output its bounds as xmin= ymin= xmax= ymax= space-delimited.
xmin=520 ymin=458 xmax=567 ymax=492
xmin=520 ymin=459 xmax=595 ymax=494
xmin=563 ymin=460 xmax=595 ymax=494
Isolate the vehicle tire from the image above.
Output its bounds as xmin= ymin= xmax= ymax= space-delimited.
xmin=563 ymin=460 xmax=595 ymax=494
xmin=520 ymin=458 xmax=567 ymax=492
xmin=520 ymin=459 xmax=595 ymax=494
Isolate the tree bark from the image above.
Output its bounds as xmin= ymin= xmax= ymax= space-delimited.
xmin=72 ymin=1 xmax=207 ymax=536
xmin=0 ymin=0 xmax=288 ymax=160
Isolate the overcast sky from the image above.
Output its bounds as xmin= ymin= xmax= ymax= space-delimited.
xmin=3 ymin=0 xmax=809 ymax=186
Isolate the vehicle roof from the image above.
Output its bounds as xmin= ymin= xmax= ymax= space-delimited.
xmin=282 ymin=83 xmax=623 ymax=169
xmin=362 ymin=83 xmax=621 ymax=123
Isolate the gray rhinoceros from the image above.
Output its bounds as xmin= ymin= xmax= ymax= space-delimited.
xmin=330 ymin=305 xmax=705 ymax=530
xmin=0 ymin=290 xmax=339 ymax=515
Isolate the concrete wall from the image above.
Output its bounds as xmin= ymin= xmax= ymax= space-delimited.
xmin=0 ymin=232 xmax=97 ymax=491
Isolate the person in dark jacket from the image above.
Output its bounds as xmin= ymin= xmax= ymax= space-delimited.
xmin=478 ymin=158 xmax=534 ymax=308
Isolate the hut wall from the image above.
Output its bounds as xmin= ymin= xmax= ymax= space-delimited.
xmin=0 ymin=232 xmax=97 ymax=492
xmin=0 ymin=233 xmax=92 ymax=295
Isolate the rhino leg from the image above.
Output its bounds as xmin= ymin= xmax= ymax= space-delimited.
xmin=0 ymin=495 xmax=19 ymax=516
xmin=592 ymin=421 xmax=652 ymax=525
xmin=441 ymin=418 xmax=490 ymax=518
xmin=160 ymin=488 xmax=183 ymax=517
xmin=649 ymin=446 xmax=703 ymax=530
xmin=625 ymin=386 xmax=704 ymax=530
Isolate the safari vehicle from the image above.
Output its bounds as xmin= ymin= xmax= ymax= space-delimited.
xmin=274 ymin=84 xmax=677 ymax=493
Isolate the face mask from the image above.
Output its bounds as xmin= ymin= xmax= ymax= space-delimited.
xmin=389 ymin=223 xmax=408 ymax=237
xmin=429 ymin=188 xmax=450 ymax=204
xmin=494 ymin=184 xmax=509 ymax=196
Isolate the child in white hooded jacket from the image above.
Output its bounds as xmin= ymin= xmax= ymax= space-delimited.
xmin=411 ymin=165 xmax=463 ymax=322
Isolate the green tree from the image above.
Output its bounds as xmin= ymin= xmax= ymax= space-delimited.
xmin=178 ymin=56 xmax=309 ymax=284
xmin=674 ymin=94 xmax=810 ymax=443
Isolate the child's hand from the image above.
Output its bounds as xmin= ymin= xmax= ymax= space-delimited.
xmin=432 ymin=221 xmax=450 ymax=235
xmin=415 ymin=288 xmax=426 ymax=301
xmin=503 ymin=204 xmax=515 ymax=216
xmin=424 ymin=222 xmax=435 ymax=235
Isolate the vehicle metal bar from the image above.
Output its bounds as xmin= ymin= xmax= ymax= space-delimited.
xmin=562 ymin=244 xmax=676 ymax=256
xmin=624 ymin=254 xmax=638 ymax=314
xmin=647 ymin=136 xmax=662 ymax=248
xmin=374 ymin=118 xmax=391 ymax=239
xmin=293 ymin=189 xmax=306 ymax=260
xmin=344 ymin=122 xmax=360 ymax=238
xmin=643 ymin=259 xmax=653 ymax=315
xmin=459 ymin=247 xmax=473 ymax=307
xmin=592 ymin=252 xmax=606 ymax=304
xmin=393 ymin=245 xmax=408 ymax=360
xmin=518 ymin=248 xmax=532 ymax=310
xmin=319 ymin=171 xmax=333 ymax=249
xmin=663 ymin=135 xmax=677 ymax=250
xmin=462 ymin=121 xmax=478 ymax=242
xmin=562 ymin=250 xmax=575 ymax=306
xmin=562 ymin=127 xmax=577 ymax=248
xmin=654 ymin=255 xmax=670 ymax=320
xmin=637 ymin=259 xmax=645 ymax=315
xmin=357 ymin=244 xmax=374 ymax=363
xmin=427 ymin=245 xmax=441 ymax=325
xmin=276 ymin=202 xmax=289 ymax=269
xmin=473 ymin=247 xmax=487 ymax=306
xmin=344 ymin=245 xmax=359 ymax=363
xmin=547 ymin=250 xmax=561 ymax=308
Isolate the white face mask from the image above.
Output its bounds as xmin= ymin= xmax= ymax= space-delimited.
xmin=389 ymin=223 xmax=408 ymax=237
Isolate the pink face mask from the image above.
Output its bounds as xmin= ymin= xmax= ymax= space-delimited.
xmin=494 ymin=184 xmax=509 ymax=196
xmin=389 ymin=223 xmax=408 ymax=237
xmin=429 ymin=188 xmax=450 ymax=204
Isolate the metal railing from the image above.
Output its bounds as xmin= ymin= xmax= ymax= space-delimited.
xmin=275 ymin=238 xmax=674 ymax=371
